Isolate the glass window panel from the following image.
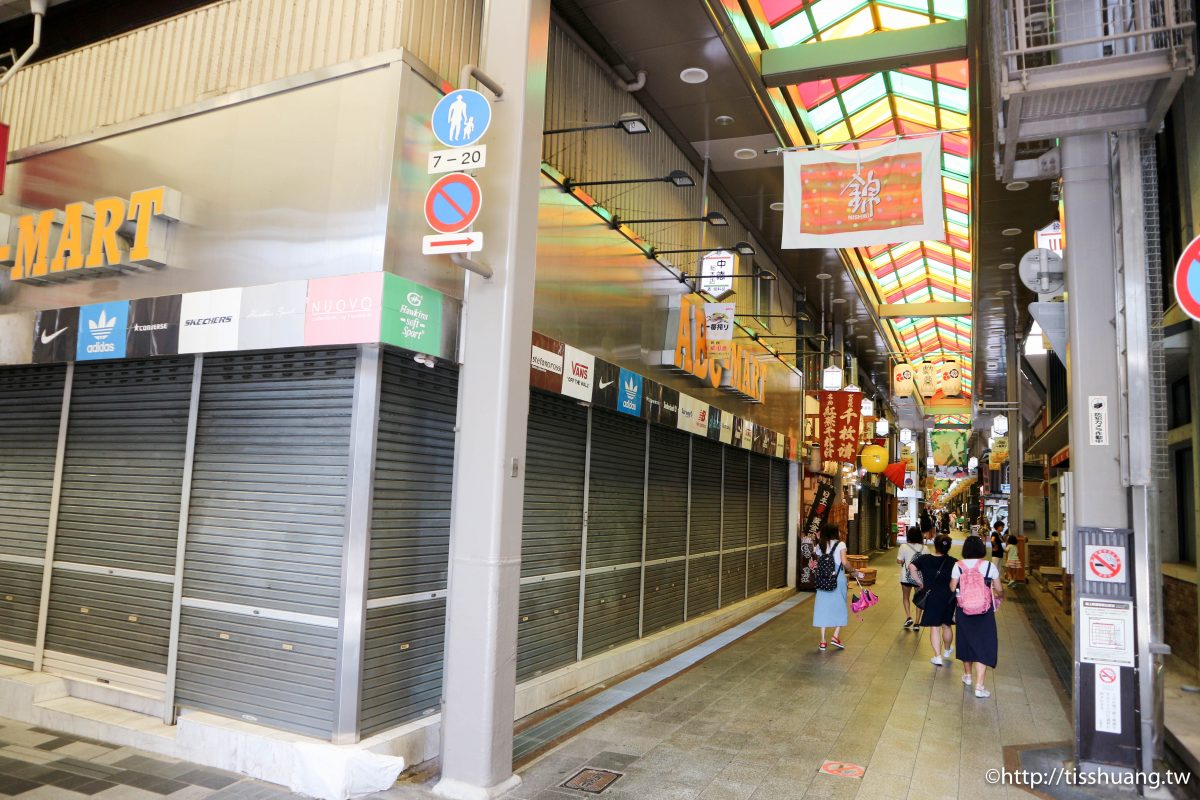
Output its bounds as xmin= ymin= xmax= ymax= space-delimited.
xmin=940 ymin=108 xmax=969 ymax=129
xmin=797 ymin=78 xmax=838 ymax=108
xmin=932 ymin=0 xmax=968 ymax=19
xmin=808 ymin=96 xmax=845 ymax=131
xmin=933 ymin=59 xmax=969 ymax=88
xmin=877 ymin=6 xmax=934 ymax=28
xmin=946 ymin=208 xmax=969 ymax=227
xmin=817 ymin=120 xmax=851 ymax=144
xmin=942 ymin=133 xmax=970 ymax=155
xmin=811 ymin=0 xmax=862 ymax=30
xmin=841 ymin=74 xmax=887 ymax=114
xmin=762 ymin=0 xmax=809 ymax=26
xmin=943 ymin=152 xmax=970 ymax=177
xmin=938 ymin=83 xmax=969 ymax=113
xmin=880 ymin=0 xmax=933 ymax=12
xmin=773 ymin=10 xmax=816 ymax=45
xmin=890 ymin=71 xmax=935 ymax=104
xmin=847 ymin=97 xmax=893 ymax=135
xmin=942 ymin=176 xmax=968 ymax=195
xmin=836 ymin=73 xmax=869 ymax=90
xmin=894 ymin=97 xmax=938 ymax=127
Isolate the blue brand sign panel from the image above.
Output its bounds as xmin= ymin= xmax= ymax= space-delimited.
xmin=617 ymin=368 xmax=643 ymax=417
xmin=76 ymin=301 xmax=129 ymax=361
xmin=432 ymin=89 xmax=491 ymax=148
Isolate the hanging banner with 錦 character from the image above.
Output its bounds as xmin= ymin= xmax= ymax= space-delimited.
xmin=818 ymin=389 xmax=863 ymax=464
xmin=781 ymin=135 xmax=945 ymax=249
xmin=930 ymin=429 xmax=968 ymax=467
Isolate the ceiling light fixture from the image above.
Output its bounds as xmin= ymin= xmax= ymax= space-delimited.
xmin=715 ymin=115 xmax=735 ymax=126
xmin=544 ymin=113 xmax=650 ymax=136
xmin=769 ymin=201 xmax=785 ymax=211
xmin=650 ymin=240 xmax=755 ymax=258
xmin=998 ymin=262 xmax=1016 ymax=270
xmin=1001 ymin=227 xmax=1022 ymax=236
xmin=614 ymin=210 xmax=728 ymax=229
xmin=564 ymin=169 xmax=695 ymax=191
xmin=816 ymin=272 xmax=833 ymax=280
xmin=734 ymin=147 xmax=758 ymax=160
xmin=831 ymin=297 xmax=847 ymax=304
xmin=997 ymin=289 xmax=1011 ymax=296
xmin=680 ymin=67 xmax=709 ymax=84
xmin=1005 ymin=181 xmax=1029 ymax=191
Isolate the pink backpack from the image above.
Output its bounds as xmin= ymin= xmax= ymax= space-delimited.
xmin=957 ymin=561 xmax=993 ymax=615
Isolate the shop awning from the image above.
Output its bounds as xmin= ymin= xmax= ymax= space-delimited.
xmin=1027 ymin=412 xmax=1068 ymax=458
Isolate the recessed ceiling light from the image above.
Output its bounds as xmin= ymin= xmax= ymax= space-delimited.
xmin=987 ymin=343 xmax=1002 ymax=350
xmin=734 ymin=147 xmax=758 ymax=160
xmin=1001 ymin=227 xmax=1022 ymax=236
xmin=831 ymin=297 xmax=847 ymax=304
xmin=769 ymin=201 xmax=785 ymax=211
xmin=680 ymin=67 xmax=709 ymax=84
xmin=1006 ymin=181 xmax=1029 ymax=191
xmin=1002 ymin=246 xmax=1016 ymax=253
xmin=816 ymin=272 xmax=832 ymax=280
xmin=998 ymin=262 xmax=1016 ymax=270
xmin=856 ymin=334 xmax=868 ymax=339
xmin=997 ymin=289 xmax=1011 ymax=296
xmin=715 ymin=115 xmax=735 ymax=127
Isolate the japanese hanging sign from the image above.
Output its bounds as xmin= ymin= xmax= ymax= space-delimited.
xmin=818 ymin=390 xmax=863 ymax=464
xmin=930 ymin=429 xmax=968 ymax=467
xmin=780 ymin=136 xmax=944 ymax=249
xmin=989 ymin=435 xmax=1009 ymax=468
xmin=892 ymin=362 xmax=915 ymax=397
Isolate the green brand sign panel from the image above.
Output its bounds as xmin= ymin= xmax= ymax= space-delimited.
xmin=382 ymin=273 xmax=444 ymax=358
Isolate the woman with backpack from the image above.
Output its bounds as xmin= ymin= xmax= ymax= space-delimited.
xmin=811 ymin=523 xmax=862 ymax=651
xmin=896 ymin=528 xmax=927 ymax=630
xmin=908 ymin=534 xmax=956 ymax=666
xmin=952 ymin=536 xmax=1004 ymax=698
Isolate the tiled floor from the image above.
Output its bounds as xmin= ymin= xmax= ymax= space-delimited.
xmin=511 ymin=542 xmax=1074 ymax=800
xmin=0 ymin=542 xmax=1077 ymax=800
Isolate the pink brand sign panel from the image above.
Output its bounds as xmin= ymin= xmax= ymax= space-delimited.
xmin=304 ymin=273 xmax=384 ymax=346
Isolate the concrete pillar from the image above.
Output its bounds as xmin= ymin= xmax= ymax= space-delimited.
xmin=1006 ymin=329 xmax=1023 ymax=540
xmin=434 ymin=1 xmax=551 ymax=797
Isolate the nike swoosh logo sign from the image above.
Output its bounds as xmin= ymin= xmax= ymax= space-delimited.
xmin=597 ymin=379 xmax=614 ymax=389
xmin=40 ymin=328 xmax=68 ymax=344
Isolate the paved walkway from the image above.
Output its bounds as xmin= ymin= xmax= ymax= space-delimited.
xmin=0 ymin=541 xmax=1072 ymax=800
xmin=511 ymin=542 xmax=1072 ymax=800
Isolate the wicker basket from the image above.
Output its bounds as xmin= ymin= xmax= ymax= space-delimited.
xmin=846 ymin=555 xmax=869 ymax=571
xmin=856 ymin=567 xmax=877 ymax=586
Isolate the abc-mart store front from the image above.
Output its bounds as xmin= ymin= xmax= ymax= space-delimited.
xmin=0 ymin=50 xmax=804 ymax=781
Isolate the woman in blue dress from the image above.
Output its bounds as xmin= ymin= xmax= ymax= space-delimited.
xmin=811 ymin=523 xmax=862 ymax=651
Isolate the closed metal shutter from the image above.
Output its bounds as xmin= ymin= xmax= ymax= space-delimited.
xmin=581 ymin=567 xmax=640 ymax=658
xmin=685 ymin=554 xmax=719 ymax=619
xmin=748 ymin=454 xmax=771 ymax=548
xmin=516 ymin=577 xmax=579 ymax=681
xmin=44 ymin=359 xmax=192 ymax=686
xmin=367 ymin=352 xmax=459 ymax=598
xmin=721 ymin=447 xmax=748 ymax=606
xmin=641 ymin=561 xmax=684 ymax=635
xmin=768 ymin=459 xmax=789 ymax=589
xmin=521 ymin=392 xmax=587 ymax=576
xmin=747 ymin=547 xmax=768 ymax=597
xmin=360 ymin=352 xmax=459 ymax=736
xmin=176 ymin=349 xmax=354 ymax=738
xmin=584 ymin=410 xmax=645 ymax=568
xmin=645 ymin=427 xmax=688 ymax=561
xmin=0 ymin=364 xmax=64 ymax=666
xmin=0 ymin=365 xmax=65 ymax=561
xmin=359 ymin=598 xmax=446 ymax=737
xmin=769 ymin=544 xmax=788 ymax=589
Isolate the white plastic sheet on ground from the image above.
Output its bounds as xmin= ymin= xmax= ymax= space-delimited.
xmin=287 ymin=741 xmax=406 ymax=799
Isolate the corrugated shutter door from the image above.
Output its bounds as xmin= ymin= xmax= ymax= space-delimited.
xmin=720 ymin=447 xmax=748 ymax=607
xmin=685 ymin=554 xmax=719 ymax=620
xmin=44 ymin=358 xmax=192 ymax=688
xmin=517 ymin=577 xmax=579 ymax=681
xmin=747 ymin=548 xmax=768 ymax=597
xmin=360 ymin=352 xmax=459 ymax=736
xmin=0 ymin=364 xmax=64 ymax=666
xmin=642 ymin=561 xmax=684 ymax=635
xmin=176 ymin=348 xmax=355 ymax=738
xmin=748 ymin=454 xmax=770 ymax=547
xmin=644 ymin=427 xmax=688 ymax=560
xmin=522 ymin=392 xmax=587 ymax=576
xmin=582 ymin=409 xmax=644 ymax=657
xmin=769 ymin=459 xmax=789 ymax=588
xmin=686 ymin=439 xmax=722 ymax=620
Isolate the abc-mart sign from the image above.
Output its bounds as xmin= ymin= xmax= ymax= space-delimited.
xmin=4 ymin=187 xmax=180 ymax=283
xmin=657 ymin=294 xmax=767 ymax=403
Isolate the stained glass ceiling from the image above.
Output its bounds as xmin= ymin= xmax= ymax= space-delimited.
xmin=732 ymin=0 xmax=974 ymax=399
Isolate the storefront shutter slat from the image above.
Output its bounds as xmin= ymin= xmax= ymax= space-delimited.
xmin=769 ymin=459 xmax=788 ymax=544
xmin=747 ymin=547 xmax=768 ymax=597
xmin=748 ymin=454 xmax=770 ymax=548
xmin=769 ymin=544 xmax=788 ymax=590
xmin=685 ymin=553 xmax=720 ymax=620
xmin=521 ymin=392 xmax=587 ymax=577
xmin=0 ymin=365 xmax=65 ymax=562
xmin=721 ymin=447 xmax=748 ymax=607
xmin=645 ymin=427 xmax=689 ymax=561
xmin=584 ymin=410 xmax=645 ymax=569
xmin=516 ymin=576 xmax=580 ymax=681
xmin=581 ymin=567 xmax=640 ymax=658
xmin=642 ymin=561 xmax=685 ymax=635
xmin=359 ymin=598 xmax=447 ymax=737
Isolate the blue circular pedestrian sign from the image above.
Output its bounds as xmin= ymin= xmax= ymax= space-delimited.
xmin=1175 ymin=234 xmax=1200 ymax=321
xmin=432 ymin=89 xmax=491 ymax=148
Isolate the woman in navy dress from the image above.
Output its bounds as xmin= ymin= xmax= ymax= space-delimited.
xmin=952 ymin=535 xmax=1004 ymax=698
xmin=908 ymin=534 xmax=956 ymax=667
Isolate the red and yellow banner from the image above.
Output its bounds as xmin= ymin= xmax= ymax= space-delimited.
xmin=818 ymin=390 xmax=862 ymax=464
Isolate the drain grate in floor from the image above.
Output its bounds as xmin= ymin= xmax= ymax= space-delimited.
xmin=562 ymin=767 xmax=623 ymax=794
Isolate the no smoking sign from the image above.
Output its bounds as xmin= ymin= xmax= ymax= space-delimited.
xmin=1098 ymin=667 xmax=1118 ymax=684
xmin=1085 ymin=545 xmax=1126 ymax=584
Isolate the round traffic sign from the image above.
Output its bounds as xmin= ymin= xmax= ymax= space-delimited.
xmin=432 ymin=89 xmax=492 ymax=148
xmin=1174 ymin=235 xmax=1200 ymax=321
xmin=424 ymin=173 xmax=482 ymax=234
xmin=1099 ymin=667 xmax=1118 ymax=684
xmin=1088 ymin=548 xmax=1122 ymax=580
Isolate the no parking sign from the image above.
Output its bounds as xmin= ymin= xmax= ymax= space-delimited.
xmin=1174 ymin=235 xmax=1200 ymax=321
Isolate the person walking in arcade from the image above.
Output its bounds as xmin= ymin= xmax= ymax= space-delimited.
xmin=952 ymin=535 xmax=1004 ymax=698
xmin=909 ymin=533 xmax=957 ymax=666
xmin=811 ymin=523 xmax=862 ymax=651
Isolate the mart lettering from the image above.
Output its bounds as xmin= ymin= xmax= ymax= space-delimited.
xmin=4 ymin=187 xmax=181 ymax=282
xmin=671 ymin=295 xmax=765 ymax=403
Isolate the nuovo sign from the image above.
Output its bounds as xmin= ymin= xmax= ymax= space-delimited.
xmin=4 ymin=187 xmax=181 ymax=283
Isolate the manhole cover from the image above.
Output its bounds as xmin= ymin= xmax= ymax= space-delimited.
xmin=563 ymin=767 xmax=623 ymax=794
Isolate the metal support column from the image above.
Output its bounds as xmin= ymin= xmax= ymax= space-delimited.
xmin=637 ymin=422 xmax=650 ymax=638
xmin=435 ymin=0 xmax=550 ymax=794
xmin=32 ymin=362 xmax=73 ymax=672
xmin=787 ymin=461 xmax=799 ymax=588
xmin=332 ymin=344 xmax=383 ymax=744
xmin=1062 ymin=132 xmax=1134 ymax=774
xmin=1006 ymin=329 xmax=1023 ymax=538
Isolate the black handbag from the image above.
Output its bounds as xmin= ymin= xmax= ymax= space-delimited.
xmin=912 ymin=557 xmax=948 ymax=610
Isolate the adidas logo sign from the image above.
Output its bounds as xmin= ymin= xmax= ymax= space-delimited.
xmin=88 ymin=310 xmax=117 ymax=341
xmin=623 ymin=377 xmax=637 ymax=400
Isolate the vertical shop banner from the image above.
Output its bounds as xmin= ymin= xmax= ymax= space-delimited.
xmin=617 ymin=368 xmax=643 ymax=417
xmin=892 ymin=362 xmax=915 ymax=397
xmin=33 ymin=306 xmax=80 ymax=363
xmin=931 ymin=429 xmax=968 ymax=466
xmin=128 ymin=295 xmax=182 ymax=358
xmin=704 ymin=302 xmax=736 ymax=361
xmin=676 ymin=393 xmax=696 ymax=432
xmin=741 ymin=419 xmax=754 ymax=449
xmin=303 ymin=274 xmax=381 ymax=347
xmin=719 ymin=410 xmax=734 ymax=443
xmin=800 ymin=480 xmax=836 ymax=589
xmin=76 ymin=301 xmax=130 ymax=361
xmin=562 ymin=345 xmax=595 ymax=402
xmin=591 ymin=358 xmax=620 ymax=410
xmin=775 ymin=432 xmax=785 ymax=458
xmin=644 ymin=380 xmax=665 ymax=422
xmin=990 ymin=435 xmax=1010 ymax=468
xmin=694 ymin=403 xmax=711 ymax=437
xmin=731 ymin=416 xmax=744 ymax=446
xmin=381 ymin=274 xmax=444 ymax=357
xmin=707 ymin=406 xmax=723 ymax=440
xmin=781 ymin=136 xmax=944 ymax=249
xmin=700 ymin=251 xmax=735 ymax=298
xmin=239 ymin=281 xmax=307 ymax=351
xmin=916 ymin=361 xmax=939 ymax=398
xmin=530 ymin=332 xmax=565 ymax=393
xmin=818 ymin=390 xmax=863 ymax=463
xmin=660 ymin=386 xmax=680 ymax=427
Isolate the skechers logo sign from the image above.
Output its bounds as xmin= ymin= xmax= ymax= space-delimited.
xmin=185 ymin=316 xmax=233 ymax=326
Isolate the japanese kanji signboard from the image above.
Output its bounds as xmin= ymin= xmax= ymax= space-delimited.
xmin=818 ymin=390 xmax=863 ymax=464
xmin=781 ymin=136 xmax=944 ymax=249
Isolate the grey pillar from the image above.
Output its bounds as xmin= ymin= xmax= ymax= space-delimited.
xmin=434 ymin=1 xmax=550 ymax=797
xmin=1006 ymin=329 xmax=1022 ymax=539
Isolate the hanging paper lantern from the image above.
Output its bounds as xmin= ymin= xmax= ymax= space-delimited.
xmin=892 ymin=363 xmax=915 ymax=397
xmin=860 ymin=444 xmax=888 ymax=473
xmin=938 ymin=358 xmax=962 ymax=397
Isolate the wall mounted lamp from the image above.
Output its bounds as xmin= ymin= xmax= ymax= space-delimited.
xmin=544 ymin=114 xmax=650 ymax=136
xmin=614 ymin=210 xmax=728 ymax=229
xmin=650 ymin=240 xmax=754 ymax=258
xmin=564 ymin=170 xmax=694 ymax=191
